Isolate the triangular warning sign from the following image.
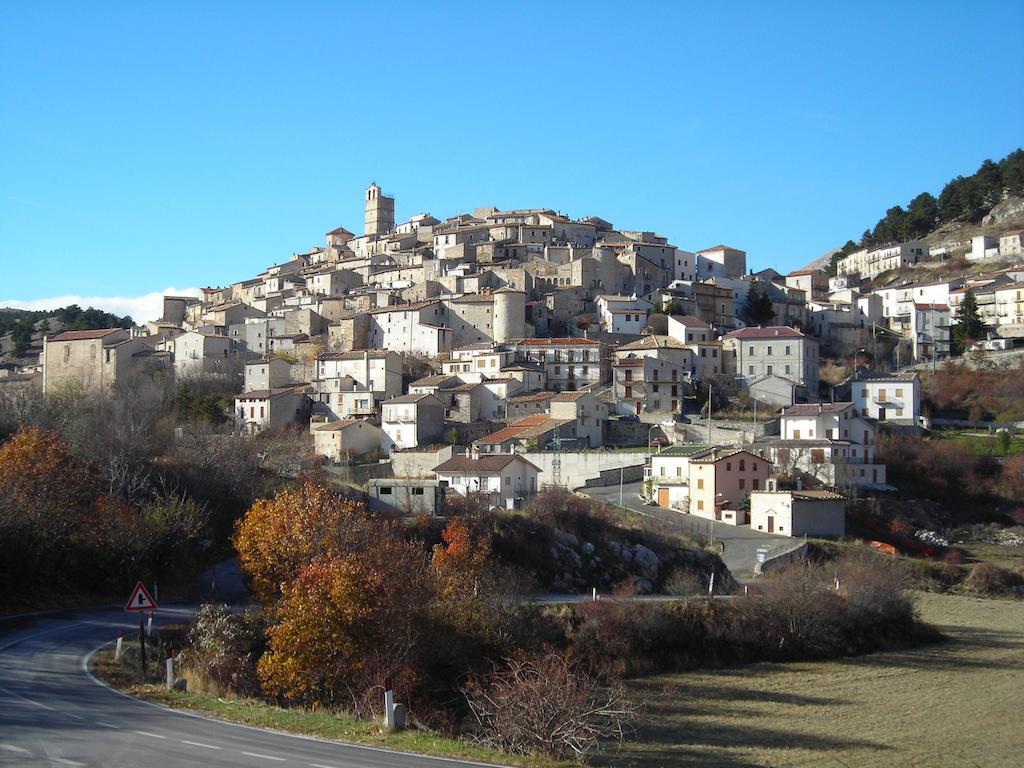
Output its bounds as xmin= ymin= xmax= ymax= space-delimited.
xmin=124 ymin=581 xmax=158 ymax=612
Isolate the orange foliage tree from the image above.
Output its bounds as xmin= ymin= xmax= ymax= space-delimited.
xmin=0 ymin=428 xmax=93 ymax=600
xmin=233 ymin=482 xmax=372 ymax=604
xmin=256 ymin=535 xmax=434 ymax=712
xmin=432 ymin=517 xmax=492 ymax=600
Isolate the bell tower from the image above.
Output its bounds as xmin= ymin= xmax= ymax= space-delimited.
xmin=364 ymin=182 xmax=395 ymax=236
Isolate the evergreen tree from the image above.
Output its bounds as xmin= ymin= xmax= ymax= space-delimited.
xmin=953 ymin=290 xmax=987 ymax=353
xmin=739 ymin=283 xmax=776 ymax=326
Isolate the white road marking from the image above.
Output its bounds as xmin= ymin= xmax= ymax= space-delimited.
xmin=0 ymin=685 xmax=55 ymax=711
xmin=242 ymin=751 xmax=287 ymax=761
xmin=133 ymin=730 xmax=167 ymax=739
xmin=310 ymin=763 xmax=340 ymax=768
xmin=0 ymin=744 xmax=31 ymax=754
xmin=182 ymin=740 xmax=221 ymax=750
xmin=51 ymin=759 xmax=85 ymax=767
xmin=63 ymin=712 xmax=84 ymax=720
xmin=95 ymin=721 xmax=118 ymax=729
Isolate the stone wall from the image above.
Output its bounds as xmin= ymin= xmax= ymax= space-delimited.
xmin=391 ymin=445 xmax=455 ymax=478
xmin=520 ymin=450 xmax=648 ymax=489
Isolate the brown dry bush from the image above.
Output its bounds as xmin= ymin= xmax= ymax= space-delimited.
xmin=463 ymin=649 xmax=639 ymax=763
xmin=963 ymin=562 xmax=1024 ymax=596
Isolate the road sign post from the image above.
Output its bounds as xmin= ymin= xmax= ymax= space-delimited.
xmin=124 ymin=582 xmax=159 ymax=682
xmin=138 ymin=614 xmax=146 ymax=680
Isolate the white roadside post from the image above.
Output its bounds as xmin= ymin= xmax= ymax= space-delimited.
xmin=383 ymin=676 xmax=396 ymax=730
xmin=146 ymin=612 xmax=153 ymax=637
xmin=165 ymin=648 xmax=174 ymax=691
xmin=592 ymin=587 xmax=597 ymax=602
xmin=708 ymin=572 xmax=715 ymax=595
xmin=114 ymin=630 xmax=124 ymax=661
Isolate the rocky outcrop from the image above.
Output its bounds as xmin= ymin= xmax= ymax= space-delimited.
xmin=982 ymin=195 xmax=1024 ymax=226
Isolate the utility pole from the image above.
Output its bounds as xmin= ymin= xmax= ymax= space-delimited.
xmin=706 ymin=386 xmax=713 ymax=448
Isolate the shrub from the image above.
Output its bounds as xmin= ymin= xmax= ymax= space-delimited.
xmin=963 ymin=562 xmax=1024 ymax=596
xmin=185 ymin=604 xmax=266 ymax=696
xmin=463 ymin=649 xmax=638 ymax=762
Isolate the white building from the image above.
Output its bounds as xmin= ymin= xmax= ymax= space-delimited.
xmin=316 ymin=350 xmax=403 ymax=399
xmin=235 ymin=387 xmax=310 ymax=433
xmin=244 ymin=357 xmax=292 ymax=392
xmin=722 ymin=326 xmax=819 ymax=392
xmin=382 ymin=393 xmax=446 ymax=449
xmin=999 ymin=229 xmax=1024 ymax=258
xmin=433 ymin=450 xmax=541 ymax=510
xmin=968 ymin=235 xmax=999 ymax=262
xmin=695 ymin=245 xmax=747 ymax=281
xmin=749 ymin=489 xmax=845 ymax=537
xmin=848 ymin=370 xmax=921 ymax=424
xmin=313 ymin=419 xmax=391 ymax=462
xmin=595 ymin=295 xmax=652 ymax=335
xmin=173 ymin=331 xmax=239 ymax=378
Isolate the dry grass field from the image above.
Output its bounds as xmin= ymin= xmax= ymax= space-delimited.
xmin=600 ymin=592 xmax=1024 ymax=768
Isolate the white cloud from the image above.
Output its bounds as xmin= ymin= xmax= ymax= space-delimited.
xmin=0 ymin=287 xmax=203 ymax=325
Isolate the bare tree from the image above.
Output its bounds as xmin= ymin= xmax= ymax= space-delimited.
xmin=464 ymin=649 xmax=639 ymax=762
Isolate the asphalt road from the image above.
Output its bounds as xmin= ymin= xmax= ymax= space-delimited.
xmin=0 ymin=607 xmax=503 ymax=768
xmin=580 ymin=481 xmax=789 ymax=576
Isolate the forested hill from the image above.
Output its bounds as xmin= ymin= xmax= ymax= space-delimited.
xmin=824 ymin=148 xmax=1024 ymax=270
xmin=0 ymin=305 xmax=135 ymax=357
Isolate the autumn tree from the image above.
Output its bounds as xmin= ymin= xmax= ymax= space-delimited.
xmin=257 ymin=534 xmax=434 ymax=713
xmin=0 ymin=428 xmax=94 ymax=601
xmin=233 ymin=481 xmax=372 ymax=604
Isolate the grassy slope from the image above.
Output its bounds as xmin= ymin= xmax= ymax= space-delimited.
xmin=91 ymin=646 xmax=570 ymax=768
xmin=600 ymin=592 xmax=1024 ymax=768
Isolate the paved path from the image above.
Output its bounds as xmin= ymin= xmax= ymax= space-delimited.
xmin=580 ymin=482 xmax=790 ymax=576
xmin=0 ymin=608 xmax=504 ymax=768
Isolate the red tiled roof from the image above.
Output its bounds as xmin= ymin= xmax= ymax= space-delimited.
xmin=434 ymin=453 xmax=534 ymax=473
xmin=513 ymin=337 xmax=601 ymax=347
xmin=781 ymin=402 xmax=853 ymax=416
xmin=724 ymin=326 xmax=807 ymax=340
xmin=48 ymin=328 xmax=123 ymax=342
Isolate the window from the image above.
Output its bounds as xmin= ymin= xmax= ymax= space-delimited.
xmin=767 ymin=365 xmax=773 ymax=374
xmin=726 ymin=462 xmax=731 ymax=471
xmin=697 ymin=500 xmax=704 ymax=511
xmin=753 ymin=478 xmax=760 ymax=490
xmin=748 ymin=365 xmax=754 ymax=375
xmin=380 ymin=486 xmax=392 ymax=495
xmin=785 ymin=345 xmax=791 ymax=355
xmin=767 ymin=346 xmax=773 ymax=356
xmin=895 ymin=388 xmax=903 ymax=397
xmin=739 ymin=459 xmax=745 ymax=471
xmin=739 ymin=478 xmax=745 ymax=489
xmin=748 ymin=346 xmax=755 ymax=356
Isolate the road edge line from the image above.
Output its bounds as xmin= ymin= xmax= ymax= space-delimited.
xmin=81 ymin=643 xmax=511 ymax=768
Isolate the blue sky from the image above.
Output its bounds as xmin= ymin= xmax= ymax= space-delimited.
xmin=2 ymin=1 xmax=1022 ymax=318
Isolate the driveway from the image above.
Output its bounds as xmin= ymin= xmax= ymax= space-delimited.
xmin=580 ymin=481 xmax=790 ymax=577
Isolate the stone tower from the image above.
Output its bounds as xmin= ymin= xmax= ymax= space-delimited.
xmin=492 ymin=287 xmax=526 ymax=342
xmin=364 ymin=183 xmax=395 ymax=236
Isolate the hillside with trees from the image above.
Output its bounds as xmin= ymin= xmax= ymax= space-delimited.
xmin=0 ymin=304 xmax=135 ymax=357
xmin=826 ymin=148 xmax=1024 ymax=273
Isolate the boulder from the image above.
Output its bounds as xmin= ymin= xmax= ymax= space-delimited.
xmin=631 ymin=544 xmax=660 ymax=580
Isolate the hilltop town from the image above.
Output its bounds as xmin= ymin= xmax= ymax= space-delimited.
xmin=3 ymin=181 xmax=1024 ymax=545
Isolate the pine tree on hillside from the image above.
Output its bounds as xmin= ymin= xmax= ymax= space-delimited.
xmin=953 ymin=290 xmax=987 ymax=353
xmin=739 ymin=283 xmax=776 ymax=327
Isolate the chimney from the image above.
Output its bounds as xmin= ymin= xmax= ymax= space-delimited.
xmin=471 ymin=445 xmax=480 ymax=461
